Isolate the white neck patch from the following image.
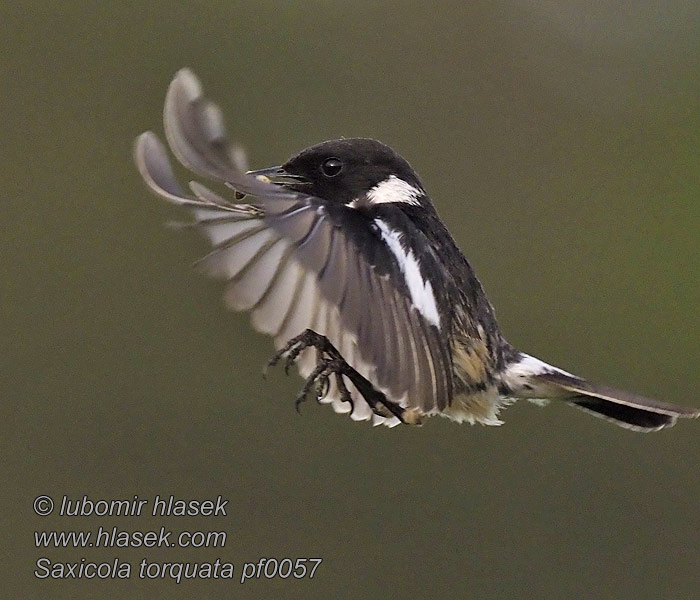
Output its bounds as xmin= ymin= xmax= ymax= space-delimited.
xmin=365 ymin=175 xmax=422 ymax=206
xmin=374 ymin=219 xmax=441 ymax=328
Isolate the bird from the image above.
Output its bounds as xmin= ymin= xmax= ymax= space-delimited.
xmin=134 ymin=68 xmax=699 ymax=432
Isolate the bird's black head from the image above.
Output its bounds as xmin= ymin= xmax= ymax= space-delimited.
xmin=249 ymin=138 xmax=428 ymax=208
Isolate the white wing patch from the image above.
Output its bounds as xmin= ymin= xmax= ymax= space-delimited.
xmin=134 ymin=70 xmax=439 ymax=429
xmin=374 ymin=219 xmax=441 ymax=329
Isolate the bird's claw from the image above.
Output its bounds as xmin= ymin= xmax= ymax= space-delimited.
xmin=267 ymin=329 xmax=403 ymax=423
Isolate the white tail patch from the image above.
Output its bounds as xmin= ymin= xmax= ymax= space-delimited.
xmin=501 ymin=353 xmax=572 ymax=400
xmin=374 ymin=219 xmax=441 ymax=328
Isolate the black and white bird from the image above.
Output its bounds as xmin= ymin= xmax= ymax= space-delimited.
xmin=135 ymin=69 xmax=699 ymax=432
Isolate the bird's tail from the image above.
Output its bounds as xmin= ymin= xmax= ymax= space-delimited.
xmin=535 ymin=371 xmax=699 ymax=431
xmin=503 ymin=354 xmax=700 ymax=431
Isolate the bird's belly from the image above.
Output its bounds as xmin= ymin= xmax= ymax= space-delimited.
xmin=441 ymin=387 xmax=512 ymax=426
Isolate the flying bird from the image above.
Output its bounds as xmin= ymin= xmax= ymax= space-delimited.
xmin=134 ymin=69 xmax=699 ymax=432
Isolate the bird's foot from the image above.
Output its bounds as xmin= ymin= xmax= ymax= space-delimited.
xmin=267 ymin=329 xmax=405 ymax=422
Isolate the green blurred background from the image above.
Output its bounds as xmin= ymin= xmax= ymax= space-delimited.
xmin=2 ymin=2 xmax=699 ymax=598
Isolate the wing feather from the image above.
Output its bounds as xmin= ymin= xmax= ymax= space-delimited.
xmin=134 ymin=68 xmax=455 ymax=424
xmin=224 ymin=239 xmax=290 ymax=311
xmin=197 ymin=227 xmax=274 ymax=280
xmin=250 ymin=254 xmax=302 ymax=335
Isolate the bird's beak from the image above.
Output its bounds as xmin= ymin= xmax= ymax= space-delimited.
xmin=246 ymin=166 xmax=308 ymax=187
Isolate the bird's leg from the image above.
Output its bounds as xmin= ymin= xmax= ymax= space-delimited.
xmin=268 ymin=329 xmax=405 ymax=422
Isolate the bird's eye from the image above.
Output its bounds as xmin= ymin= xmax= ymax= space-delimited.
xmin=321 ymin=157 xmax=343 ymax=177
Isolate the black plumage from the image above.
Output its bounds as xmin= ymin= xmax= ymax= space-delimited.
xmin=135 ymin=69 xmax=699 ymax=431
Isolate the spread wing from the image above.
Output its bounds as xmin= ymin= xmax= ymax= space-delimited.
xmin=134 ymin=69 xmax=453 ymax=426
